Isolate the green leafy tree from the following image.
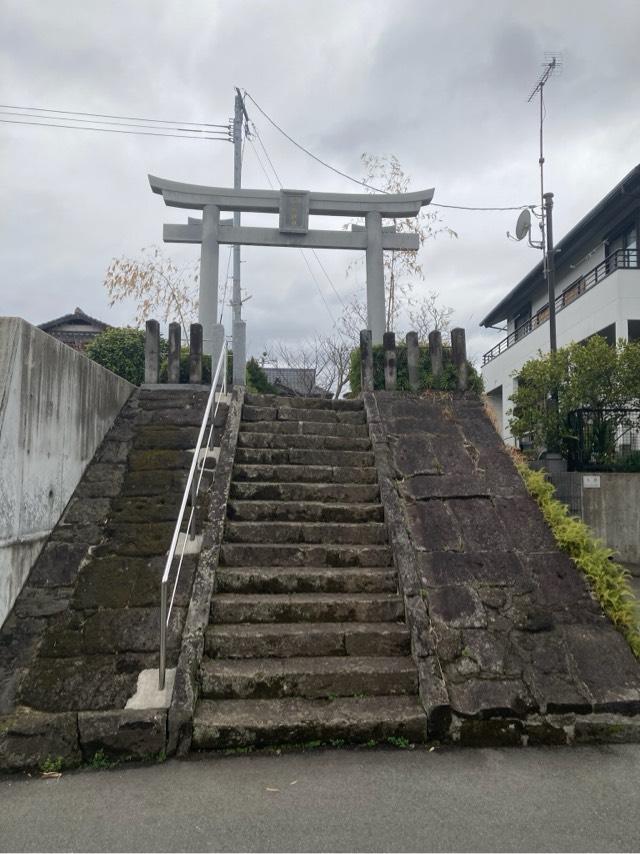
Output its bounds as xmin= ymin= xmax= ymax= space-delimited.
xmin=509 ymin=336 xmax=640 ymax=459
xmin=86 ymin=327 xmax=154 ymax=385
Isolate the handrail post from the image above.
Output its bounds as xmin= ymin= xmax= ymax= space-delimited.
xmin=159 ymin=579 xmax=167 ymax=690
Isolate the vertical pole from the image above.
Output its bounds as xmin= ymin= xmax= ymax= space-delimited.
xmin=232 ymin=91 xmax=246 ymax=386
xmin=406 ymin=331 xmax=420 ymax=392
xmin=544 ymin=191 xmax=560 ymax=452
xmin=365 ymin=211 xmax=385 ymax=345
xmin=200 ymin=204 xmax=224 ymax=362
xmin=451 ymin=328 xmax=468 ymax=392
xmin=232 ymin=319 xmax=246 ymax=386
xmin=544 ymin=192 xmax=557 ymax=354
xmin=383 ymin=331 xmax=397 ymax=391
xmin=144 ymin=319 xmax=160 ymax=384
xmin=360 ymin=329 xmax=374 ymax=392
xmin=159 ymin=579 xmax=167 ymax=690
xmin=168 ymin=322 xmax=181 ymax=384
xmin=189 ymin=323 xmax=203 ymax=384
xmin=429 ymin=330 xmax=443 ymax=384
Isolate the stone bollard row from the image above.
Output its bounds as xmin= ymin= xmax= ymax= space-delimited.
xmin=144 ymin=320 xmax=206 ymax=384
xmin=358 ymin=327 xmax=469 ymax=392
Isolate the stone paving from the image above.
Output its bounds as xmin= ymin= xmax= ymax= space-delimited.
xmin=365 ymin=391 xmax=640 ymax=744
xmin=0 ymin=387 xmax=227 ymax=769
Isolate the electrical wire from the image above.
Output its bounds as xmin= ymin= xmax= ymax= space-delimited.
xmin=0 ymin=103 xmax=229 ymax=128
xmin=0 ymin=117 xmax=231 ymax=141
xmin=243 ymin=89 xmax=536 ymax=212
xmin=248 ymin=121 xmax=348 ymax=315
xmin=246 ymin=135 xmax=337 ymax=327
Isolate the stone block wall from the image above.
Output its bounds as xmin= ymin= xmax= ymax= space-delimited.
xmin=365 ymin=391 xmax=640 ymax=744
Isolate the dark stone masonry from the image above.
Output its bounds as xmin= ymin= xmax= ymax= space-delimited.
xmin=2 ymin=386 xmax=640 ymax=769
xmin=0 ymin=387 xmax=228 ymax=769
xmin=365 ymin=391 xmax=640 ymax=744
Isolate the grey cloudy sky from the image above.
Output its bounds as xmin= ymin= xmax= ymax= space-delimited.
xmin=2 ymin=0 xmax=639 ymax=366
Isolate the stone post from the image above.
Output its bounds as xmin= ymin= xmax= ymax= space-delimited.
xmin=200 ymin=204 xmax=225 ymax=359
xmin=406 ymin=331 xmax=420 ymax=392
xmin=451 ymin=327 xmax=468 ymax=391
xmin=360 ymin=329 xmax=374 ymax=392
xmin=168 ymin=323 xmax=181 ymax=384
xmin=429 ymin=330 xmax=443 ymax=384
xmin=189 ymin=323 xmax=203 ymax=384
xmin=232 ymin=319 xmax=246 ymax=386
xmin=144 ymin=320 xmax=160 ymax=384
xmin=365 ymin=211 xmax=385 ymax=345
xmin=383 ymin=332 xmax=397 ymax=391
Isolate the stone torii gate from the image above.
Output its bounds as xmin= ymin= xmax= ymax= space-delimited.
xmin=149 ymin=175 xmax=434 ymax=384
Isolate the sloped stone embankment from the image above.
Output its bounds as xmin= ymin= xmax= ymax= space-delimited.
xmin=365 ymin=391 xmax=640 ymax=745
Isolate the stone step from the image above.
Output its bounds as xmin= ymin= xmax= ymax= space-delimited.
xmin=220 ymin=543 xmax=392 ymax=567
xmin=139 ymin=388 xmax=210 ymax=407
xmin=215 ymin=566 xmax=397 ymax=594
xmin=199 ymin=656 xmax=418 ymax=700
xmin=229 ymin=481 xmax=380 ymax=504
xmin=232 ymin=464 xmax=378 ymax=484
xmin=243 ymin=406 xmax=365 ymax=425
xmin=210 ymin=593 xmax=404 ymax=624
xmin=245 ymin=394 xmax=363 ymax=412
xmin=235 ymin=448 xmax=375 ymax=467
xmin=237 ymin=432 xmax=371 ymax=452
xmin=192 ymin=696 xmax=427 ymax=749
xmin=224 ymin=521 xmax=387 ymax=545
xmin=240 ymin=420 xmax=369 ymax=438
xmin=204 ymin=622 xmax=411 ymax=658
xmin=227 ymin=500 xmax=383 ymax=523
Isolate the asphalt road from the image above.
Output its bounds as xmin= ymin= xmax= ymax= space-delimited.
xmin=2 ymin=745 xmax=640 ymax=852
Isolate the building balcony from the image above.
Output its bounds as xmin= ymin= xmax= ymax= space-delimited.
xmin=482 ymin=249 xmax=639 ymax=366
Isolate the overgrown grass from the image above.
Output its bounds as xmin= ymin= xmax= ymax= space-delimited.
xmin=517 ymin=462 xmax=640 ymax=657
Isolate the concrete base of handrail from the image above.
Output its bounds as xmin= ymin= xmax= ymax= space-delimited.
xmin=166 ymin=387 xmax=245 ymax=756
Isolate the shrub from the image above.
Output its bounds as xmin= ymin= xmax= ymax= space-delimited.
xmin=349 ymin=344 xmax=482 ymax=395
xmin=86 ymin=327 xmax=158 ymax=385
xmin=518 ymin=461 xmax=640 ymax=657
xmin=246 ymin=358 xmax=278 ymax=394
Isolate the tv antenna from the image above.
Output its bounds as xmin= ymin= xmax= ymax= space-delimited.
xmin=527 ymin=53 xmax=562 ymax=253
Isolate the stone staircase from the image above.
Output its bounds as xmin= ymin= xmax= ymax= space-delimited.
xmin=191 ymin=394 xmax=427 ymax=750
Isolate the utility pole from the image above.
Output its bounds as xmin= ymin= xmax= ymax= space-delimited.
xmin=232 ymin=88 xmax=249 ymax=386
xmin=544 ymin=192 xmax=557 ymax=353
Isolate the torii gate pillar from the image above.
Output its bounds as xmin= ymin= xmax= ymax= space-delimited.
xmin=366 ymin=211 xmax=385 ymax=344
xmin=200 ymin=205 xmax=225 ymax=362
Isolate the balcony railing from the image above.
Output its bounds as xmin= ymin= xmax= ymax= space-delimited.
xmin=482 ymin=248 xmax=639 ymax=366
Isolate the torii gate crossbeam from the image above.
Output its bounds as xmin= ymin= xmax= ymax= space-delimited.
xmin=149 ymin=175 xmax=435 ymax=382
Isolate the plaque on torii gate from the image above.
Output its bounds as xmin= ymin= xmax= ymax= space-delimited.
xmin=149 ymin=175 xmax=434 ymax=382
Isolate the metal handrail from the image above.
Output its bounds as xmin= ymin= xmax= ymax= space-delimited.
xmin=483 ymin=248 xmax=639 ymax=365
xmin=159 ymin=342 xmax=228 ymax=689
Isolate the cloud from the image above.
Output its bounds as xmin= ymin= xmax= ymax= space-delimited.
xmin=1 ymin=0 xmax=639 ymax=375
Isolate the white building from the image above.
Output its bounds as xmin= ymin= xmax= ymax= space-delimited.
xmin=481 ymin=164 xmax=640 ymax=444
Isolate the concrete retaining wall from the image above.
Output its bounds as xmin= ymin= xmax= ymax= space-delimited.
xmin=0 ymin=317 xmax=133 ymax=626
xmin=549 ymin=470 xmax=640 ymax=564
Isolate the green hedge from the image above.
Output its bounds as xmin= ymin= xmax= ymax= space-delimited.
xmin=349 ymin=344 xmax=482 ymax=394
xmin=518 ymin=462 xmax=640 ymax=658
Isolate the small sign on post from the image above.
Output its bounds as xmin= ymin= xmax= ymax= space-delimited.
xmin=279 ymin=190 xmax=310 ymax=234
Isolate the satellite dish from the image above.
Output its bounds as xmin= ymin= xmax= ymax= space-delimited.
xmin=515 ymin=209 xmax=531 ymax=241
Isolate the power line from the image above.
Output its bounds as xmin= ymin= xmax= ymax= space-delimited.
xmin=249 ymin=121 xmax=347 ymax=312
xmin=243 ymin=89 xmax=535 ymax=212
xmin=0 ymin=116 xmax=231 ymax=141
xmin=0 ymin=108 xmax=231 ymax=136
xmin=0 ymin=102 xmax=229 ymax=128
xmin=246 ymin=135 xmax=337 ymax=327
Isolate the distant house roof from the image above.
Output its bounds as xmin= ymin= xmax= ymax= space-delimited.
xmin=480 ymin=163 xmax=640 ymax=328
xmin=38 ymin=307 xmax=110 ymax=350
xmin=39 ymin=306 xmax=109 ymax=333
xmin=262 ymin=367 xmax=329 ymax=398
